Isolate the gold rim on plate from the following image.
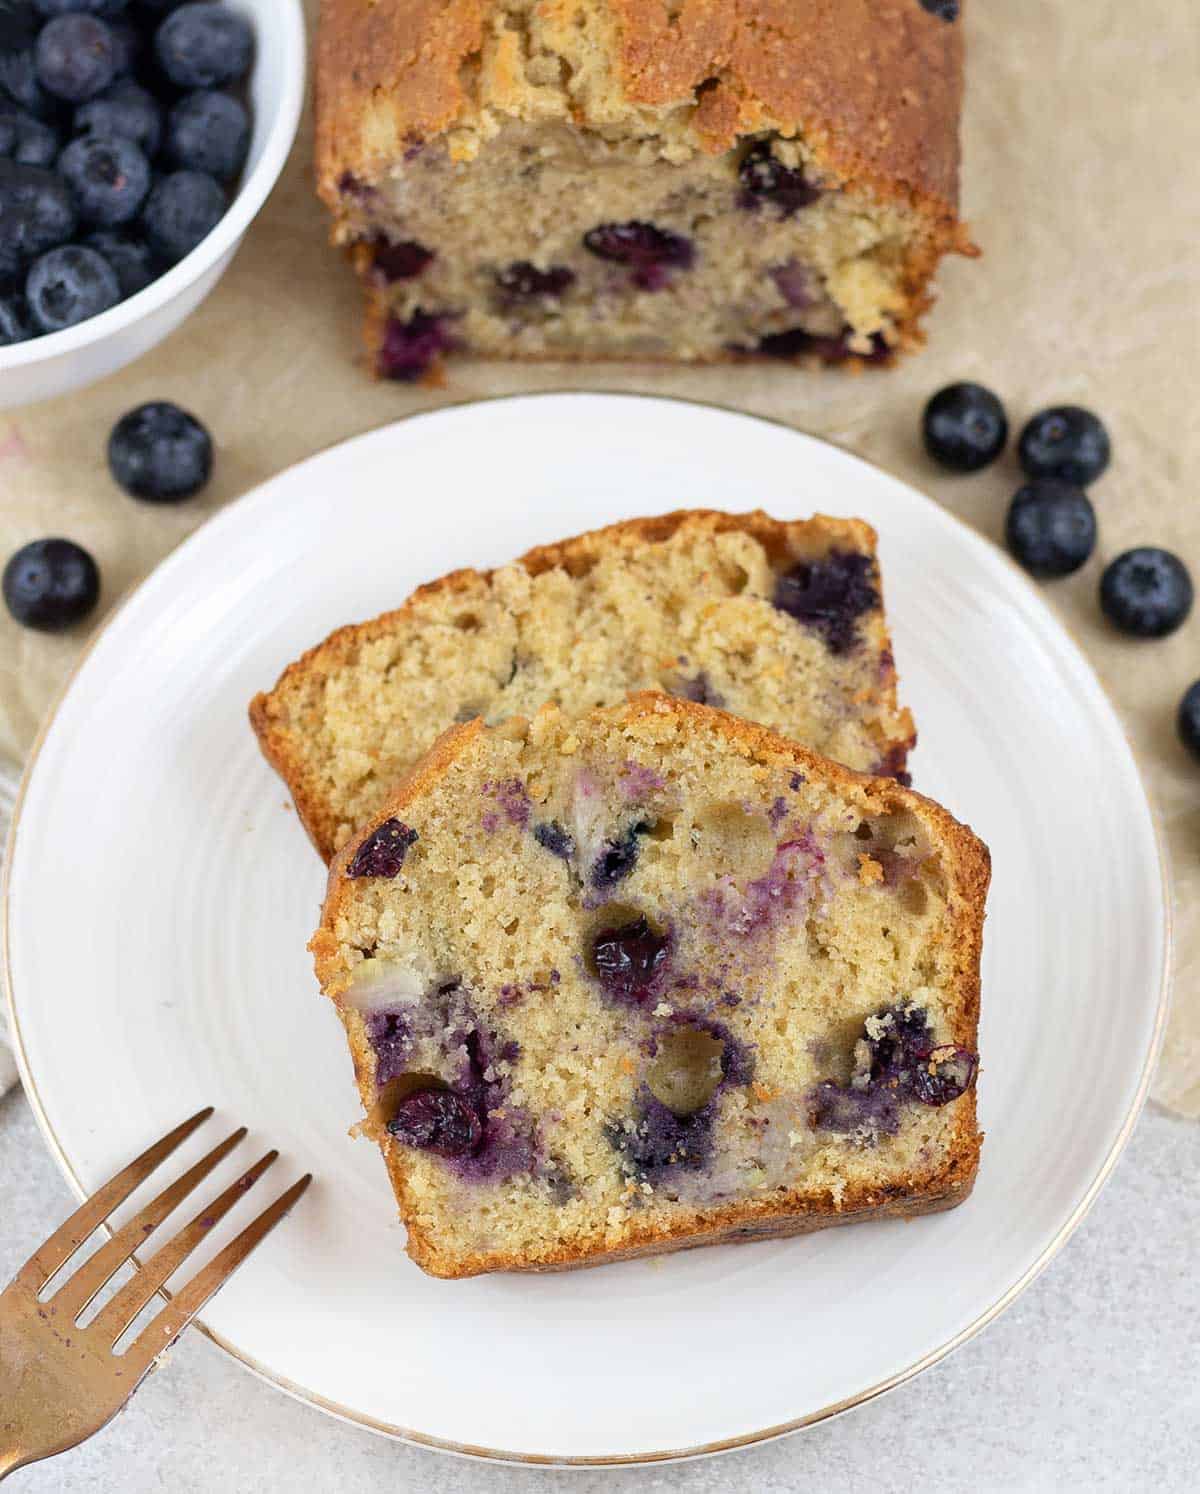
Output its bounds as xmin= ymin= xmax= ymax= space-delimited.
xmin=1 ymin=392 xmax=1175 ymax=1467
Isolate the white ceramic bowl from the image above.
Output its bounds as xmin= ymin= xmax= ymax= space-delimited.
xmin=0 ymin=0 xmax=306 ymax=410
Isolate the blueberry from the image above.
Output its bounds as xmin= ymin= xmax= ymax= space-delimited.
xmin=377 ymin=309 xmax=453 ymax=381
xmin=591 ymin=915 xmax=669 ymax=1007
xmin=0 ymin=292 xmax=31 ymax=343
xmin=0 ymin=108 xmax=58 ymax=166
xmin=738 ymin=140 xmax=820 ymax=216
xmin=590 ymin=820 xmax=648 ymax=889
xmin=1005 ymin=480 xmax=1097 ymax=578
xmin=370 ymin=238 xmax=433 ymax=282
xmin=919 ymin=0 xmax=959 ymax=18
xmin=582 ymin=221 xmax=693 ymax=291
xmin=773 ymin=550 xmax=879 ymax=654
xmin=34 ymin=2 xmax=131 ymax=15
xmin=0 ymin=160 xmax=77 ymax=278
xmin=164 ymin=88 xmax=248 ymax=180
xmin=532 ymin=820 xmax=575 ymax=860
xmin=35 ymin=14 xmax=117 ymax=102
xmin=906 ymin=1046 xmax=977 ymax=1106
xmin=344 ymin=817 xmax=418 ymax=878
xmin=141 ymin=168 xmax=224 ymax=262
xmin=84 ymin=226 xmax=154 ymax=294
xmin=922 ymin=382 xmax=1008 ymax=472
xmin=1019 ymin=406 xmax=1110 ymax=485
xmin=75 ymin=78 xmax=162 ymax=157
xmin=387 ymin=1088 xmax=482 ymax=1158
xmin=1100 ymin=548 xmax=1193 ymax=638
xmin=495 ymin=260 xmax=574 ymax=300
xmin=3 ymin=538 xmax=100 ymax=631
xmin=58 ymin=132 xmax=150 ymax=224
xmin=1178 ymin=680 xmax=1200 ymax=762
xmin=154 ymin=3 xmax=253 ymax=89
xmin=107 ymin=400 xmax=213 ymax=501
xmin=0 ymin=43 xmax=50 ymax=121
xmin=0 ymin=6 xmax=50 ymax=118
xmin=26 ymin=242 xmax=119 ymax=329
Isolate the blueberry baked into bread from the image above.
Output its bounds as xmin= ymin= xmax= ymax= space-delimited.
xmin=315 ymin=0 xmax=973 ymax=378
xmin=311 ymin=693 xmax=988 ymax=1278
xmin=251 ymin=510 xmax=916 ymax=862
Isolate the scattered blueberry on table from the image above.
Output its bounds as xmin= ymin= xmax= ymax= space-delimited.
xmin=1018 ymin=406 xmax=1111 ymax=486
xmin=1178 ymin=681 xmax=1200 ymax=762
xmin=1005 ymin=480 xmax=1096 ymax=578
xmin=922 ymin=382 xmax=1008 ymax=472
xmin=1100 ymin=548 xmax=1193 ymax=639
xmin=107 ymin=399 xmax=213 ymax=502
xmin=3 ymin=536 xmax=99 ymax=631
xmin=0 ymin=0 xmax=254 ymax=345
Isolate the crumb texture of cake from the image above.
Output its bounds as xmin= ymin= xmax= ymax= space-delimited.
xmin=315 ymin=0 xmax=973 ymax=377
xmin=251 ymin=510 xmax=916 ymax=861
xmin=310 ymin=694 xmax=988 ymax=1279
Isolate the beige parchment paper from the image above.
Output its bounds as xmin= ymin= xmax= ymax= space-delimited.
xmin=1 ymin=0 xmax=1198 ymax=1113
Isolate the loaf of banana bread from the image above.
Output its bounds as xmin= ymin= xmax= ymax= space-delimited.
xmin=315 ymin=0 xmax=973 ymax=379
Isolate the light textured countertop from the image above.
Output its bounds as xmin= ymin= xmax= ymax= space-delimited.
xmin=3 ymin=1088 xmax=1197 ymax=1491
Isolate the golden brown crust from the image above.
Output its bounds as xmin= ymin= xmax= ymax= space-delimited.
xmin=313 ymin=692 xmax=988 ymax=1278
xmin=250 ymin=508 xmax=915 ymax=862
xmin=316 ymin=0 xmax=966 ymax=218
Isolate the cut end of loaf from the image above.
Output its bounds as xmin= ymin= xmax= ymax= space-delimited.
xmin=316 ymin=0 xmax=970 ymax=378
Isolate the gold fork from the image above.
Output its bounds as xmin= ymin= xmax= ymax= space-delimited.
xmin=0 ymin=1108 xmax=311 ymax=1481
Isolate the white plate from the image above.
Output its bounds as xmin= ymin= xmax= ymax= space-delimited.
xmin=4 ymin=395 xmax=1170 ymax=1465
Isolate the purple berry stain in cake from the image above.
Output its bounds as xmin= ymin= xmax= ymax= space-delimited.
xmin=387 ymin=1088 xmax=481 ymax=1158
xmin=808 ymin=1002 xmax=976 ymax=1140
xmin=767 ymin=796 xmax=789 ymax=830
xmin=591 ymin=915 xmax=671 ymax=1007
xmin=481 ymin=777 xmax=531 ymax=830
xmin=874 ymin=742 xmax=913 ymax=788
xmin=773 ymin=550 xmax=879 ymax=655
xmin=372 ymin=239 xmax=434 ymax=283
xmin=701 ymin=831 xmax=826 ymax=938
xmin=674 ymin=671 xmax=724 ymax=708
xmin=347 ymin=819 xmax=418 ymax=878
xmin=582 ymin=222 xmax=694 ymax=291
xmin=496 ymin=261 xmax=575 ymax=300
xmin=738 ymin=141 xmax=821 ymax=216
xmin=448 ymin=1023 xmax=537 ymax=1182
xmin=607 ymin=1089 xmax=716 ymax=1182
xmin=533 ymin=820 xmax=575 ymax=860
xmin=619 ymin=760 xmax=664 ymax=800
xmin=771 ymin=260 xmax=817 ymax=308
xmin=365 ymin=1009 xmax=414 ymax=1086
xmin=757 ymin=327 xmax=892 ymax=366
xmin=378 ymin=311 xmax=454 ymax=381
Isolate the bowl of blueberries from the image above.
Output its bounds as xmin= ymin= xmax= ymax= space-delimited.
xmin=0 ymin=0 xmax=305 ymax=408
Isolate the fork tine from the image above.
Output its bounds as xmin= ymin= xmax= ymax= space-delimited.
xmin=93 ymin=1150 xmax=279 ymax=1345
xmin=51 ymin=1127 xmax=247 ymax=1322
xmin=14 ymin=1107 xmax=214 ymax=1294
xmin=119 ymin=1175 xmax=312 ymax=1374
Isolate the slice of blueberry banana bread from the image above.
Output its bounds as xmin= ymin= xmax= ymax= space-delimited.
xmin=251 ymin=510 xmax=916 ymax=862
xmin=311 ymin=693 xmax=988 ymax=1278
xmin=316 ymin=0 xmax=974 ymax=379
